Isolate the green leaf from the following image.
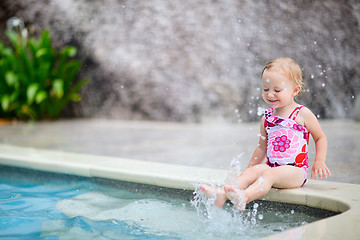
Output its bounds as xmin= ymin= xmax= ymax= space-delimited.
xmin=35 ymin=48 xmax=49 ymax=58
xmin=5 ymin=71 xmax=18 ymax=87
xmin=70 ymin=78 xmax=88 ymax=93
xmin=53 ymin=79 xmax=64 ymax=99
xmin=56 ymin=47 xmax=77 ymax=77
xmin=4 ymin=51 xmax=18 ymax=72
xmin=1 ymin=95 xmax=11 ymax=111
xmin=19 ymin=44 xmax=34 ymax=79
xmin=27 ymin=39 xmax=39 ymax=55
xmin=35 ymin=91 xmax=47 ymax=104
xmin=62 ymin=60 xmax=81 ymax=89
xmin=1 ymin=47 xmax=13 ymax=57
xmin=39 ymin=30 xmax=51 ymax=49
xmin=35 ymin=63 xmax=51 ymax=84
xmin=61 ymin=46 xmax=77 ymax=58
xmin=20 ymin=104 xmax=38 ymax=119
xmin=10 ymin=91 xmax=19 ymax=102
xmin=27 ymin=83 xmax=39 ymax=105
xmin=68 ymin=93 xmax=81 ymax=102
xmin=0 ymin=41 xmax=5 ymax=51
xmin=5 ymin=30 xmax=20 ymax=49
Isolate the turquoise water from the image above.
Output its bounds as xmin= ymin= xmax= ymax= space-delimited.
xmin=0 ymin=166 xmax=336 ymax=240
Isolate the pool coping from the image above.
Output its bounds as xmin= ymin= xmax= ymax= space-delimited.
xmin=0 ymin=143 xmax=359 ymax=240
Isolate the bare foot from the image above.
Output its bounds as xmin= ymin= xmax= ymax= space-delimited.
xmin=199 ymin=184 xmax=227 ymax=207
xmin=224 ymin=185 xmax=247 ymax=212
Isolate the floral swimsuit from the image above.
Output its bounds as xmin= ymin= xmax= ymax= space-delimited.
xmin=264 ymin=106 xmax=309 ymax=181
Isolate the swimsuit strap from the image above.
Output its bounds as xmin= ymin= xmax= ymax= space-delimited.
xmin=288 ymin=106 xmax=303 ymax=120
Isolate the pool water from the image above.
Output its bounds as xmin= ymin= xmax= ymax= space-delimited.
xmin=0 ymin=166 xmax=336 ymax=240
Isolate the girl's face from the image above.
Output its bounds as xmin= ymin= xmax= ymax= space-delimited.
xmin=261 ymin=69 xmax=300 ymax=109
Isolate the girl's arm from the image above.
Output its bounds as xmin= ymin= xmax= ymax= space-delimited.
xmin=301 ymin=107 xmax=331 ymax=180
xmin=247 ymin=117 xmax=267 ymax=168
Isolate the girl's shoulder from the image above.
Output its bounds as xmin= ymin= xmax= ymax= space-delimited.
xmin=296 ymin=106 xmax=317 ymax=126
xmin=298 ymin=106 xmax=315 ymax=117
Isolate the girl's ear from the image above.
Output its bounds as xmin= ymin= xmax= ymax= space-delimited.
xmin=292 ymin=85 xmax=301 ymax=96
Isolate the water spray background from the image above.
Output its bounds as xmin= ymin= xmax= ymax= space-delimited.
xmin=0 ymin=0 xmax=359 ymax=122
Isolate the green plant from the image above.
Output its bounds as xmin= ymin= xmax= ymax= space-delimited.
xmin=0 ymin=26 xmax=88 ymax=120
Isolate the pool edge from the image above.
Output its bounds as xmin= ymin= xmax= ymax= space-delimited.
xmin=0 ymin=144 xmax=358 ymax=240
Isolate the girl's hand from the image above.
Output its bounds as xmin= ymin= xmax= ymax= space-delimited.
xmin=311 ymin=161 xmax=331 ymax=180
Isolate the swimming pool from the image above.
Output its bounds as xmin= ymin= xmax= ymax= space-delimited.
xmin=0 ymin=166 xmax=337 ymax=240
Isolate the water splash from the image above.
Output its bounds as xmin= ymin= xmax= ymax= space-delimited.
xmin=250 ymin=203 xmax=259 ymax=225
xmin=191 ymin=184 xmax=248 ymax=237
xmin=257 ymin=106 xmax=265 ymax=116
xmin=234 ymin=108 xmax=242 ymax=123
xmin=225 ymin=153 xmax=244 ymax=185
xmin=258 ymin=176 xmax=264 ymax=185
xmin=190 ymin=154 xmax=264 ymax=237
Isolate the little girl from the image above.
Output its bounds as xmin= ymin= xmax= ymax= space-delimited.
xmin=200 ymin=57 xmax=331 ymax=211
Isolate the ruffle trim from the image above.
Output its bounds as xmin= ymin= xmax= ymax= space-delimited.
xmin=264 ymin=108 xmax=309 ymax=134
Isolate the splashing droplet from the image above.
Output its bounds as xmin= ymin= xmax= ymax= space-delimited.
xmin=258 ymin=176 xmax=264 ymax=185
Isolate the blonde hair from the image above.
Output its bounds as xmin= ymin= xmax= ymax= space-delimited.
xmin=262 ymin=57 xmax=304 ymax=91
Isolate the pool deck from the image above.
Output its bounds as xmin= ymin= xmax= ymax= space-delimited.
xmin=1 ymin=118 xmax=359 ymax=183
xmin=0 ymin=119 xmax=359 ymax=239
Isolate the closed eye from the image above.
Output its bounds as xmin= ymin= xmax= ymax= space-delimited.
xmin=263 ymin=88 xmax=269 ymax=92
xmin=275 ymin=89 xmax=282 ymax=93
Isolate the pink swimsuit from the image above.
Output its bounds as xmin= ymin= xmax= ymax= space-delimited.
xmin=264 ymin=106 xmax=309 ymax=182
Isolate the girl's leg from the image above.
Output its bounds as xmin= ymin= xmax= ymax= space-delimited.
xmin=225 ymin=165 xmax=305 ymax=211
xmin=232 ymin=164 xmax=270 ymax=190
xmin=200 ymin=164 xmax=270 ymax=207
